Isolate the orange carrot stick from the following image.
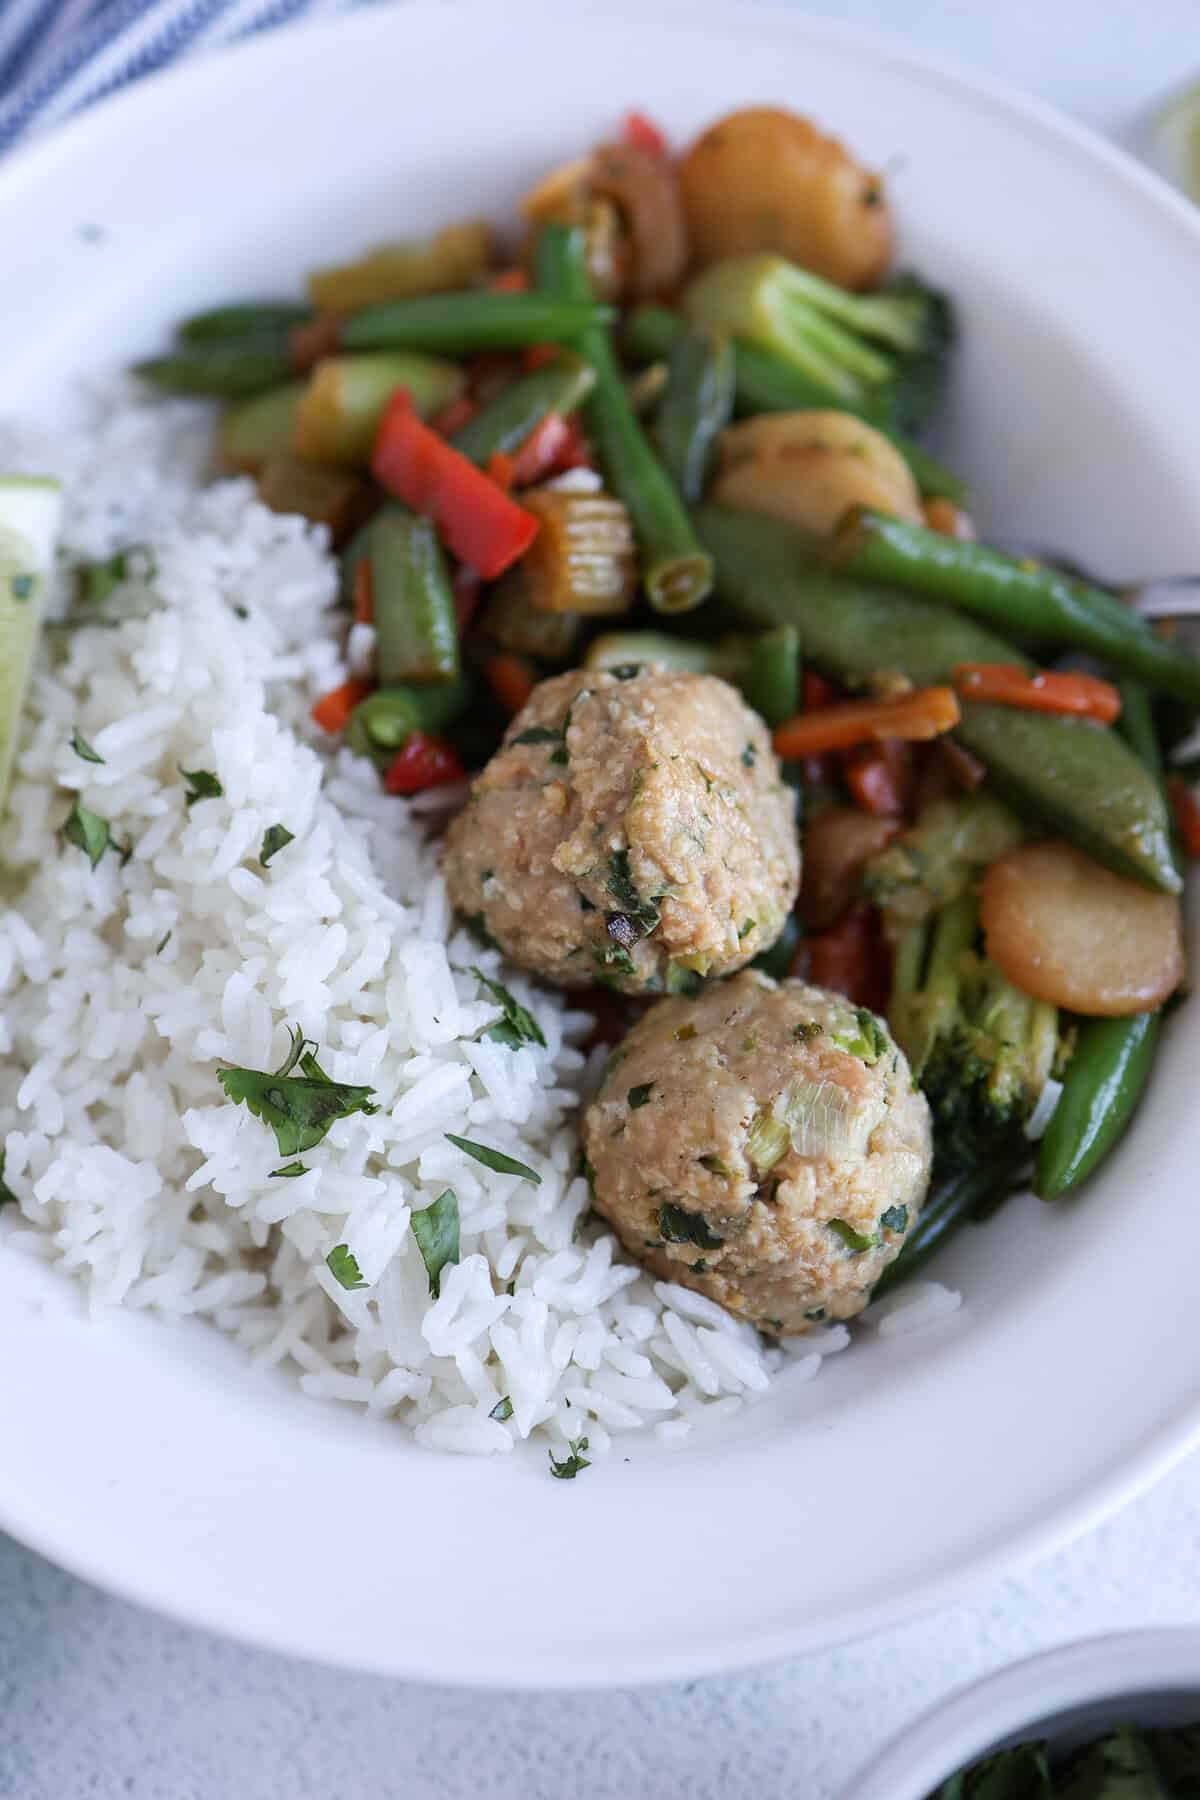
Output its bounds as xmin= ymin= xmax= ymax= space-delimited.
xmin=773 ymin=687 xmax=960 ymax=759
xmin=952 ymin=663 xmax=1121 ymax=723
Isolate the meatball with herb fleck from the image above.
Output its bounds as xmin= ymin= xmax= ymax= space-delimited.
xmin=442 ymin=667 xmax=800 ymax=993
xmin=582 ymin=971 xmax=932 ymax=1333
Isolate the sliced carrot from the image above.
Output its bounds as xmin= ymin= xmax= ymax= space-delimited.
xmin=352 ymin=558 xmax=374 ymax=626
xmin=773 ymin=687 xmax=960 ymax=759
xmin=486 ymin=450 xmax=516 ymax=491
xmin=1168 ymin=775 xmax=1200 ymax=858
xmin=311 ymin=678 xmax=372 ymax=734
xmin=486 ymin=652 xmax=536 ymax=715
xmin=489 ymin=268 xmax=531 ymax=293
xmin=952 ymin=663 xmax=1121 ymax=723
xmin=845 ymin=742 xmax=910 ymax=816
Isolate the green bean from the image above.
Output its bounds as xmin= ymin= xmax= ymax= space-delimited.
xmin=655 ymin=328 xmax=735 ymax=503
xmin=450 ymin=354 xmax=595 ymax=465
xmin=832 ymin=508 xmax=1200 ymax=706
xmin=340 ymin=291 xmax=613 ymax=355
xmin=1034 ymin=676 xmax=1175 ymax=1201
xmin=133 ymin=345 xmax=292 ymax=397
xmin=178 ymin=302 xmax=314 ymax=344
xmin=368 ymin=512 xmax=460 ymax=685
xmin=626 ymin=305 xmax=967 ymax=504
xmin=693 ymin=504 xmax=1180 ymax=894
xmin=872 ymin=1156 xmax=1027 ymax=1297
xmin=345 ymin=679 xmax=473 ymax=766
xmin=742 ymin=624 xmax=800 ymax=727
xmin=534 ymin=225 xmax=713 ymax=615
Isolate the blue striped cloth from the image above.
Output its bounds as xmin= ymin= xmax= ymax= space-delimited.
xmin=0 ymin=0 xmax=371 ymax=153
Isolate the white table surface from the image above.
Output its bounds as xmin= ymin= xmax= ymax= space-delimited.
xmin=3 ymin=3 xmax=1199 ymax=1795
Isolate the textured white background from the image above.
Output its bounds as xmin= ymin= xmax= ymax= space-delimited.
xmin=3 ymin=2 xmax=1200 ymax=1795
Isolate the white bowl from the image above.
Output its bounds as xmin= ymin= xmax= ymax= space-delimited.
xmin=2 ymin=2 xmax=1200 ymax=1688
xmin=847 ymin=1629 xmax=1200 ymax=1798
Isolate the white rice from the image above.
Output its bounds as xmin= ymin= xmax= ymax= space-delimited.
xmin=0 ymin=380 xmax=954 ymax=1460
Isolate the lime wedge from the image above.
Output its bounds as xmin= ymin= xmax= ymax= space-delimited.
xmin=0 ymin=474 xmax=63 ymax=804
xmin=1145 ymin=77 xmax=1200 ymax=202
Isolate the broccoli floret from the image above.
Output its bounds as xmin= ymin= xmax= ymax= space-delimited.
xmin=682 ymin=254 xmax=955 ymax=434
xmin=864 ymin=793 xmax=1025 ymax=932
xmin=889 ymin=892 xmax=1063 ymax=1176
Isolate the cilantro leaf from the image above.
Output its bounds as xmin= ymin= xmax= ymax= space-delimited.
xmin=260 ymin=824 xmax=294 ymax=866
xmin=445 ymin=1134 xmax=541 ymax=1185
xmin=827 ymin=1218 xmax=875 ymax=1253
xmin=471 ymin=966 xmax=546 ymax=1051
xmin=155 ymin=931 xmax=172 ymax=954
xmin=76 ymin=546 xmax=147 ymax=608
xmin=741 ymin=742 xmax=756 ymax=768
xmin=270 ymin=1161 xmax=309 ymax=1179
xmin=490 ymin=1396 xmax=514 ymax=1422
xmin=180 ymin=767 xmax=223 ymax=807
xmin=658 ymin=1203 xmax=722 ymax=1248
xmin=549 ymin=1434 xmax=591 ymax=1480
xmin=605 ymin=850 xmax=661 ymax=939
xmin=218 ymin=1029 xmax=378 ymax=1157
xmin=326 ymin=1244 xmax=367 ymax=1290
xmin=879 ymin=1204 xmax=908 ymax=1234
xmin=627 ymin=1083 xmax=654 ymax=1109
xmin=0 ymin=1149 xmax=17 ymax=1209
xmin=410 ymin=1188 xmax=460 ymax=1297
xmin=63 ymin=799 xmax=112 ymax=869
xmin=70 ymin=729 xmax=104 ymax=764
xmin=510 ymin=725 xmax=564 ymax=748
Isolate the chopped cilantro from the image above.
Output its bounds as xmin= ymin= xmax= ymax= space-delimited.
xmin=155 ymin=931 xmax=172 ymax=954
xmin=63 ymin=799 xmax=112 ymax=869
xmin=879 ymin=1204 xmax=909 ymax=1234
xmin=605 ymin=850 xmax=661 ymax=939
xmin=827 ymin=1218 xmax=875 ymax=1253
xmin=609 ymin=664 xmax=642 ymax=680
xmin=70 ymin=729 xmax=104 ymax=765
xmin=465 ymin=912 xmax=498 ymax=949
xmin=490 ymin=1396 xmax=514 ymax=1422
xmin=410 ymin=1188 xmax=460 ymax=1297
xmin=805 ymin=1308 xmax=826 ymax=1322
xmin=548 ymin=745 xmax=568 ymax=766
xmin=738 ymin=918 xmax=756 ymax=939
xmin=260 ymin=823 xmax=294 ymax=866
xmin=665 ymin=963 xmax=702 ymax=998
xmin=793 ymin=1021 xmax=823 ymax=1042
xmin=471 ymin=966 xmax=546 ymax=1050
xmin=596 ymin=943 xmax=637 ymax=979
xmin=77 ymin=546 xmax=146 ymax=607
xmin=218 ymin=1027 xmax=379 ymax=1157
xmin=511 ymin=725 xmax=564 ymax=748
xmin=578 ymin=894 xmax=596 ymax=913
xmin=180 ymin=767 xmax=223 ymax=807
xmin=0 ymin=1149 xmax=16 ymax=1209
xmin=549 ymin=1434 xmax=591 ymax=1479
xmin=741 ymin=742 xmax=756 ymax=768
xmin=690 ymin=1259 xmax=709 ymax=1274
xmin=326 ymin=1243 xmax=367 ymax=1290
xmin=270 ymin=1160 xmax=309 ymax=1178
xmin=445 ymin=1133 xmax=541 ymax=1185
xmin=627 ymin=1083 xmax=654 ymax=1109
xmin=698 ymin=1154 xmax=732 ymax=1178
xmin=658 ymin=1203 xmax=722 ymax=1248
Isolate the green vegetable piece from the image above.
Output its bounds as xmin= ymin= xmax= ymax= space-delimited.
xmin=64 ymin=799 xmax=111 ymax=869
xmin=219 ymin=1028 xmax=379 ymax=1158
xmin=834 ymin=508 xmax=1200 ymax=706
xmin=742 ymin=624 xmax=801 ymax=728
xmin=665 ymin=963 xmax=703 ymax=997
xmin=296 ymin=353 xmax=464 ymax=464
xmin=260 ymin=824 xmax=295 ymax=866
xmin=548 ymin=1434 xmax=591 ymax=1479
xmin=626 ymin=304 xmax=967 ymax=501
xmin=344 ymin=679 xmax=472 ymax=767
xmin=879 ymin=1205 xmax=908 ymax=1234
xmin=451 ymin=354 xmax=596 ymax=465
xmin=471 ymin=966 xmax=546 ymax=1050
xmin=76 ymin=545 xmax=145 ymax=608
xmin=270 ymin=1161 xmax=309 ymax=1178
xmin=326 ymin=1244 xmax=368 ymax=1290
xmin=368 ymin=510 xmax=460 ymax=685
xmin=134 ymin=345 xmax=293 ymax=398
xmin=864 ymin=793 xmax=1025 ymax=929
xmin=534 ymin=224 xmax=713 ymax=615
xmin=180 ymin=767 xmax=223 ymax=807
xmin=627 ymin=1083 xmax=655 ymax=1109
xmin=658 ymin=1203 xmax=722 ymax=1247
xmin=178 ymin=301 xmax=314 ymax=343
xmin=655 ymin=326 xmax=735 ymax=503
xmin=694 ymin=504 xmax=1180 ymax=894
xmin=832 ymin=1007 xmax=889 ymax=1064
xmin=827 ymin=1218 xmax=875 ymax=1253
xmin=511 ymin=724 xmax=566 ymax=748
xmin=341 ymin=291 xmax=614 ymax=355
xmin=584 ymin=630 xmax=719 ymax=676
xmin=444 ymin=1133 xmax=541 ymax=1184
xmin=1036 ymin=993 xmax=1161 ymax=1201
xmin=70 ymin=729 xmax=104 ymax=765
xmin=219 ymin=382 xmax=306 ymax=472
xmin=490 ymin=1396 xmax=514 ymax=1422
xmin=604 ymin=848 xmax=661 ymax=940
xmin=410 ymin=1188 xmax=460 ymax=1298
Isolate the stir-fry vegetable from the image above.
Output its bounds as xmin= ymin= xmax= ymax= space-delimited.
xmin=340 ymin=290 xmax=614 ymax=355
xmin=219 ymin=382 xmax=306 ymax=472
xmin=655 ymin=327 xmax=735 ymax=503
xmin=534 ymin=223 xmax=714 ymax=614
xmin=366 ymin=511 xmax=460 ymax=685
xmin=772 ymin=687 xmax=960 ymax=757
xmin=952 ymin=663 xmax=1122 ymax=723
xmin=308 ymin=220 xmax=493 ymax=312
xmin=293 ymin=352 xmax=464 ymax=464
xmin=449 ymin=354 xmax=595 ymax=466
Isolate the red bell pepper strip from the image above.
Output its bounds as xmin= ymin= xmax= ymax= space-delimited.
xmin=371 ymin=389 xmax=539 ymax=580
xmin=801 ymin=904 xmax=890 ymax=1014
xmin=312 ymin=678 xmax=372 ymax=734
xmin=384 ymin=732 xmax=465 ymax=795
xmin=622 ymin=110 xmax=669 ymax=156
xmin=510 ymin=412 xmax=572 ymax=487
